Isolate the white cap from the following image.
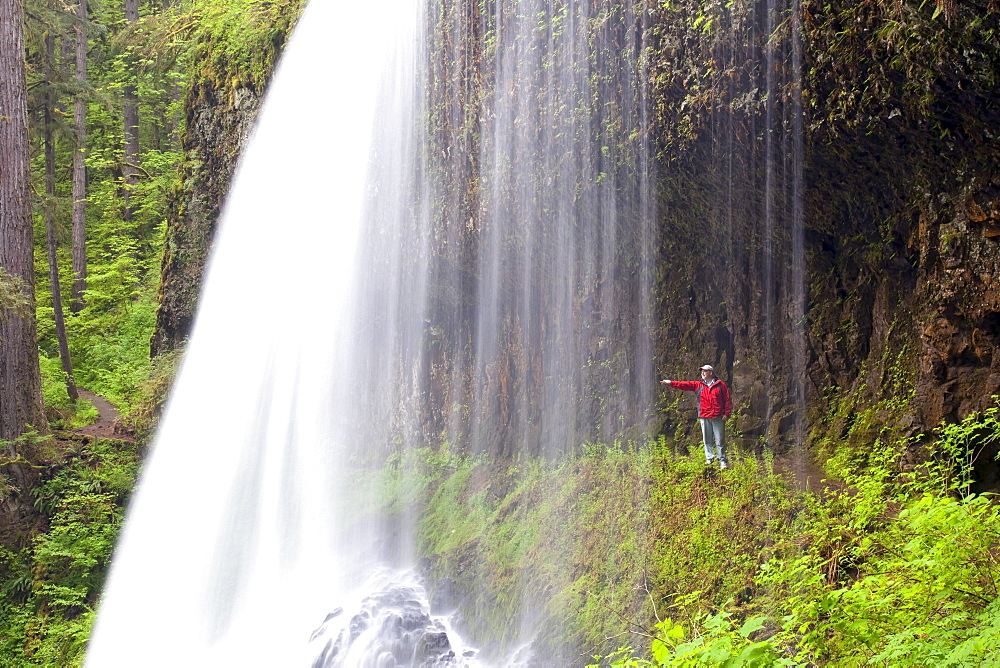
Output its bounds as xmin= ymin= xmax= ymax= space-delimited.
xmin=700 ymin=365 xmax=714 ymax=371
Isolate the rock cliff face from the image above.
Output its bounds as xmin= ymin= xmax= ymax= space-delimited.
xmin=914 ymin=179 xmax=1000 ymax=428
xmin=804 ymin=0 xmax=1000 ymax=436
xmin=156 ymin=0 xmax=999 ymax=471
xmin=151 ymin=85 xmax=264 ymax=356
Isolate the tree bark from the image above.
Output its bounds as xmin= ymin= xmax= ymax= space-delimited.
xmin=71 ymin=0 xmax=87 ymax=312
xmin=122 ymin=0 xmax=139 ymax=226
xmin=43 ymin=35 xmax=79 ymax=404
xmin=0 ymin=0 xmax=48 ymax=449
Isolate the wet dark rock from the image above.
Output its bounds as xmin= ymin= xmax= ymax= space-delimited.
xmin=152 ymin=84 xmax=265 ymax=358
xmin=166 ymin=0 xmax=1000 ymax=478
xmin=429 ymin=577 xmax=459 ymax=613
xmin=419 ymin=630 xmax=451 ymax=654
xmin=311 ymin=581 xmax=464 ymax=667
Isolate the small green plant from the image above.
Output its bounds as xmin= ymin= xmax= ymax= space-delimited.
xmin=592 ymin=398 xmax=1000 ymax=666
xmin=929 ymin=398 xmax=1000 ymax=495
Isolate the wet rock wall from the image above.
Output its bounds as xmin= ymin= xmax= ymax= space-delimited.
xmin=646 ymin=0 xmax=1000 ymax=456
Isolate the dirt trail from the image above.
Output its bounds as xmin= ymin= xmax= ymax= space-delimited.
xmin=76 ymin=389 xmax=133 ymax=442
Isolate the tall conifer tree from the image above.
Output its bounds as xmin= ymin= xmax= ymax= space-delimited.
xmin=122 ymin=0 xmax=140 ymax=225
xmin=42 ymin=33 xmax=79 ymax=403
xmin=0 ymin=0 xmax=47 ymax=446
xmin=71 ymin=0 xmax=87 ymax=311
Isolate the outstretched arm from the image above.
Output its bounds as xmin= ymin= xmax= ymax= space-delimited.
xmin=661 ymin=380 xmax=700 ymax=391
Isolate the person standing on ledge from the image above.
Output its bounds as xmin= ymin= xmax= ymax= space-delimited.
xmin=661 ymin=365 xmax=733 ymax=469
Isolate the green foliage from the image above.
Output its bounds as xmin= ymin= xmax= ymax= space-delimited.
xmin=593 ymin=401 xmax=1000 ymax=666
xmin=26 ymin=0 xmax=307 ymax=432
xmin=38 ymin=355 xmax=98 ymax=430
xmin=806 ymin=0 xmax=998 ymax=142
xmin=0 ymin=439 xmax=140 ymax=667
xmin=25 ymin=0 xmax=186 ymax=429
xmin=182 ymin=0 xmax=306 ymax=98
xmin=117 ymin=346 xmax=184 ymax=439
xmin=67 ymin=289 xmax=160 ymax=412
xmin=759 ymin=492 xmax=1000 ymax=666
xmin=363 ymin=436 xmax=799 ymax=660
xmin=593 ymin=611 xmax=794 ymax=667
xmin=931 ymin=401 xmax=1000 ymax=496
xmin=772 ymin=402 xmax=1000 ymax=665
xmin=647 ymin=440 xmax=797 ymax=622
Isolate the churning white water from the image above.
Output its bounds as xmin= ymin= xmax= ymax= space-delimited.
xmin=85 ymin=1 xmax=449 ymax=665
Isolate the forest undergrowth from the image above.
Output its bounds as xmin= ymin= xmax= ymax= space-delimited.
xmin=0 ymin=438 xmax=140 ymax=666
xmin=353 ymin=398 xmax=1000 ymax=666
xmin=592 ymin=401 xmax=1000 ymax=667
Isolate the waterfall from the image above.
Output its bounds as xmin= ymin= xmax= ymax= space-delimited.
xmin=89 ymin=0 xmax=655 ymax=665
xmin=791 ymin=0 xmax=808 ymax=462
xmin=759 ymin=0 xmax=808 ymax=462
xmin=338 ymin=0 xmax=656 ymax=657
xmin=86 ymin=1 xmax=426 ymax=664
xmin=351 ymin=0 xmax=655 ymax=465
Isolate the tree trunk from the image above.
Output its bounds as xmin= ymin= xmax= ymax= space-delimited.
xmin=122 ymin=0 xmax=139 ymax=226
xmin=163 ymin=0 xmax=180 ymax=146
xmin=43 ymin=35 xmax=79 ymax=404
xmin=0 ymin=0 xmax=48 ymax=452
xmin=71 ymin=0 xmax=87 ymax=312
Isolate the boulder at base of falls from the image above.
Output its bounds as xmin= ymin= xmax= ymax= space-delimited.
xmin=310 ymin=581 xmax=464 ymax=667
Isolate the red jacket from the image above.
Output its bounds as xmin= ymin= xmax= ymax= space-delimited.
xmin=669 ymin=379 xmax=732 ymax=419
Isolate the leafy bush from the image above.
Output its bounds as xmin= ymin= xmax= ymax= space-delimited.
xmin=0 ymin=439 xmax=141 ymax=667
xmin=67 ymin=288 xmax=160 ymax=412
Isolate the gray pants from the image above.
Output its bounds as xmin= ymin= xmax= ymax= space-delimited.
xmin=699 ymin=417 xmax=727 ymax=465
